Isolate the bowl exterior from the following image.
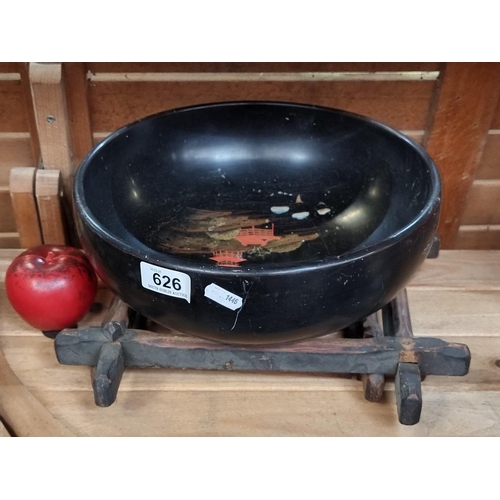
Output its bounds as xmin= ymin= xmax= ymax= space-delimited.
xmin=77 ymin=201 xmax=439 ymax=345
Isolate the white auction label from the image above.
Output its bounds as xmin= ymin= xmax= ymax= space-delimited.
xmin=140 ymin=262 xmax=191 ymax=303
xmin=204 ymin=283 xmax=243 ymax=311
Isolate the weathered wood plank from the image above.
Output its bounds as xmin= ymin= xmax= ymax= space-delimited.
xmin=18 ymin=63 xmax=41 ymax=165
xmin=63 ymin=62 xmax=93 ymax=168
xmin=0 ymin=233 xmax=20 ymax=249
xmin=0 ymin=334 xmax=498 ymax=394
xmin=490 ymin=92 xmax=500 ymax=129
xmin=9 ymin=167 xmax=43 ymax=248
xmin=0 ymin=188 xmax=16 ymax=233
xmin=0 ymin=62 xmax=21 ymax=73
xmin=0 ymin=250 xmax=24 ymax=281
xmin=88 ymin=80 xmax=436 ymax=132
xmin=54 ymin=327 xmax=470 ymax=377
xmin=35 ymin=168 xmax=67 ymax=245
xmin=87 ymin=62 xmax=442 ymax=73
xmin=460 ymin=180 xmax=500 ymax=225
xmin=408 ymin=289 xmax=500 ymax=337
xmin=0 ymin=344 xmax=76 ymax=436
xmin=455 ymin=225 xmax=500 ymax=250
xmin=29 ymin=63 xmax=74 ymax=202
xmin=25 ymin=388 xmax=500 ymax=436
xmin=424 ymin=63 xmax=500 ymax=248
xmin=0 ymin=80 xmax=29 ymax=133
xmin=411 ymin=250 xmax=500 ymax=288
xmin=475 ymin=133 xmax=500 ymax=179
xmin=0 ymin=418 xmax=11 ymax=437
xmin=0 ymin=134 xmax=33 ymax=175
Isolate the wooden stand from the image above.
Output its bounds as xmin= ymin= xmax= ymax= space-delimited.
xmin=54 ymin=288 xmax=471 ymax=426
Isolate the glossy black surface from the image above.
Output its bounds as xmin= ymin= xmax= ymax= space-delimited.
xmin=74 ymin=102 xmax=441 ymax=345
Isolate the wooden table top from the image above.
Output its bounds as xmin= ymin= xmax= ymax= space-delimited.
xmin=1 ymin=249 xmax=500 ymax=436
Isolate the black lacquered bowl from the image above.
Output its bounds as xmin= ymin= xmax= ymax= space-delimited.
xmin=74 ymin=101 xmax=441 ymax=345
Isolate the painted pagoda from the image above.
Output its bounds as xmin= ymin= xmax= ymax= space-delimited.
xmin=234 ymin=224 xmax=281 ymax=247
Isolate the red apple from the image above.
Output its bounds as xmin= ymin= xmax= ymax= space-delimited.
xmin=5 ymin=245 xmax=98 ymax=331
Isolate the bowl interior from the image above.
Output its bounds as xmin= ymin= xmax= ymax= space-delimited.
xmin=76 ymin=102 xmax=439 ymax=269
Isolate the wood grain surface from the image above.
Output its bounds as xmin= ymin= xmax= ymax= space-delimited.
xmin=455 ymin=226 xmax=500 ymax=250
xmin=88 ymin=80 xmax=436 ymax=132
xmin=63 ymin=62 xmax=93 ymax=168
xmin=475 ymin=134 xmax=500 ymax=180
xmin=0 ymin=416 xmax=10 ymax=436
xmin=0 ymin=187 xmax=16 ymax=233
xmin=490 ymin=91 xmax=500 ymax=129
xmin=425 ymin=63 xmax=500 ymax=248
xmin=0 ymin=249 xmax=500 ymax=436
xmin=0 ymin=80 xmax=29 ymax=133
xmin=29 ymin=63 xmax=74 ymax=201
xmin=35 ymin=169 xmax=67 ymax=245
xmin=0 ymin=133 xmax=33 ymax=174
xmin=9 ymin=167 xmax=43 ymax=248
xmin=460 ymin=180 xmax=500 ymax=225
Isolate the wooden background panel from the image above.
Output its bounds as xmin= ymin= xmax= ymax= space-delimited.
xmin=0 ymin=63 xmax=21 ymax=73
xmin=489 ymin=93 xmax=500 ymax=129
xmin=424 ymin=63 xmax=500 ymax=249
xmin=0 ymin=188 xmax=16 ymax=233
xmin=475 ymin=134 xmax=500 ymax=179
xmin=460 ymin=181 xmax=500 ymax=225
xmin=457 ymin=132 xmax=500 ymax=250
xmin=0 ymin=233 xmax=19 ymax=248
xmin=0 ymin=134 xmax=33 ymax=178
xmin=455 ymin=226 xmax=500 ymax=250
xmin=0 ymin=64 xmax=34 ymax=249
xmin=0 ymin=80 xmax=29 ymax=133
xmin=0 ymin=133 xmax=32 ymax=239
xmin=87 ymin=62 xmax=442 ymax=73
xmin=63 ymin=63 xmax=93 ymax=168
xmin=88 ymin=80 xmax=436 ymax=133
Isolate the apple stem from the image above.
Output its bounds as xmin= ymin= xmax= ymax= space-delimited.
xmin=46 ymin=251 xmax=55 ymax=262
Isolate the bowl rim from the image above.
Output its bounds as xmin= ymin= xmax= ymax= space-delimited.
xmin=74 ymin=100 xmax=441 ymax=276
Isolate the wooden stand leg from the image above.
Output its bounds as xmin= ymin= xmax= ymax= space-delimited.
xmin=362 ymin=313 xmax=386 ymax=402
xmin=53 ymin=293 xmax=469 ymax=420
xmin=362 ymin=373 xmax=385 ymax=402
xmin=90 ymin=296 xmax=129 ymax=407
xmin=395 ymin=362 xmax=422 ymax=425
xmin=92 ymin=342 xmax=124 ymax=407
